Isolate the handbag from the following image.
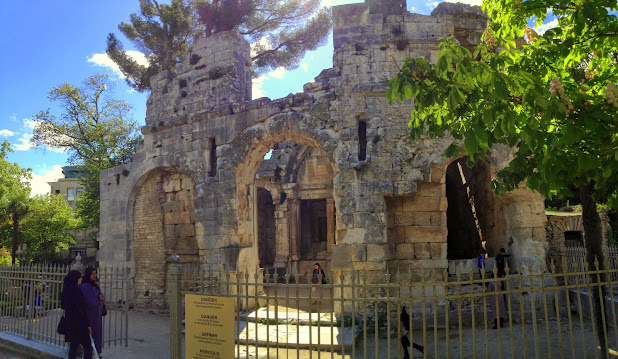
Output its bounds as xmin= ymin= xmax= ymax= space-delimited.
xmin=102 ymin=303 xmax=107 ymax=317
xmin=56 ymin=315 xmax=67 ymax=335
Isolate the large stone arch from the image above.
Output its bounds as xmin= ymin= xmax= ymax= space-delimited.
xmin=228 ymin=112 xmax=339 ymax=276
xmin=129 ymin=166 xmax=199 ymax=308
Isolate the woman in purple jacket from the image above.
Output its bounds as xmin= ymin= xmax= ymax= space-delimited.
xmin=81 ymin=267 xmax=105 ymax=357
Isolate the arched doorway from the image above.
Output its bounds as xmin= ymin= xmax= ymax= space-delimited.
xmin=446 ymin=157 xmax=493 ymax=259
xmin=132 ymin=168 xmax=198 ymax=307
xmin=252 ymin=141 xmax=336 ymax=276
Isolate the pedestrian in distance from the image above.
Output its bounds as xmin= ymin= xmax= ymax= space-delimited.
xmin=61 ymin=270 xmax=93 ymax=359
xmin=477 ymin=249 xmax=487 ymax=280
xmin=81 ymin=267 xmax=106 ymax=358
xmin=488 ymin=272 xmax=509 ymax=329
xmin=400 ymin=306 xmax=424 ymax=359
xmin=311 ymin=263 xmax=326 ymax=304
xmin=495 ymin=247 xmax=510 ymax=278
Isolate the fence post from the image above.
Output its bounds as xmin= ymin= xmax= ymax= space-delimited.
xmin=168 ymin=253 xmax=183 ymax=359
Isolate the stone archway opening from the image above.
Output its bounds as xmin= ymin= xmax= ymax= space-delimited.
xmin=131 ymin=167 xmax=198 ymax=308
xmin=251 ymin=140 xmax=336 ymax=277
xmin=446 ymin=157 xmax=493 ymax=260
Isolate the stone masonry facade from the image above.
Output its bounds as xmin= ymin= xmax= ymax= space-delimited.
xmin=98 ymin=0 xmax=548 ymax=306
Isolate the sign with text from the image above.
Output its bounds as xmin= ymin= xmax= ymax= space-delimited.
xmin=185 ymin=294 xmax=234 ymax=359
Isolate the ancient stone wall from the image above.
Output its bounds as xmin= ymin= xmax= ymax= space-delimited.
xmin=98 ymin=0 xmax=549 ymax=307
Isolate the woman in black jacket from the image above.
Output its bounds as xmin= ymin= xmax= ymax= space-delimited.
xmin=61 ymin=270 xmax=93 ymax=359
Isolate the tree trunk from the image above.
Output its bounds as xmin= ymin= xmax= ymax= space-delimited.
xmin=580 ymin=184 xmax=608 ymax=359
xmin=11 ymin=211 xmax=19 ymax=265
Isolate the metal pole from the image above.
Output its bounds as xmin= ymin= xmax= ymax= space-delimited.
xmin=169 ymin=252 xmax=183 ymax=359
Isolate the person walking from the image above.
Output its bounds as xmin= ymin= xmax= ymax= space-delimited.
xmin=311 ymin=263 xmax=326 ymax=304
xmin=400 ymin=306 xmax=424 ymax=358
xmin=61 ymin=270 xmax=92 ymax=359
xmin=81 ymin=267 xmax=105 ymax=358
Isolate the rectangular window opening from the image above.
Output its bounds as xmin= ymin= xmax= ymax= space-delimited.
xmin=358 ymin=120 xmax=367 ymax=161
xmin=209 ymin=138 xmax=217 ymax=177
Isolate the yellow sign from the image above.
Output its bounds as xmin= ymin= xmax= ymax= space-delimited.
xmin=185 ymin=294 xmax=234 ymax=359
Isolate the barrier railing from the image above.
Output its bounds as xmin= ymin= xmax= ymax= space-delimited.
xmin=0 ymin=264 xmax=129 ymax=349
xmin=169 ymin=256 xmax=618 ymax=359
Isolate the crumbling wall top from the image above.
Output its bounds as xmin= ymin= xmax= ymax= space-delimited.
xmin=146 ymin=31 xmax=252 ymax=127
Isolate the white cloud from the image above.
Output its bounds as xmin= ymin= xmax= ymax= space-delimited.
xmin=301 ymin=63 xmax=308 ymax=72
xmin=269 ymin=67 xmax=286 ymax=79
xmin=29 ymin=165 xmax=64 ymax=196
xmin=252 ymin=75 xmax=268 ymax=99
xmin=251 ymin=37 xmax=270 ymax=58
xmin=535 ymin=19 xmax=558 ymax=35
xmin=23 ymin=118 xmax=38 ymax=130
xmin=0 ymin=129 xmax=14 ymax=137
xmin=12 ymin=118 xmax=66 ymax=153
xmin=426 ymin=1 xmax=440 ymax=9
xmin=87 ymin=51 xmax=148 ymax=79
xmin=14 ymin=133 xmax=33 ymax=151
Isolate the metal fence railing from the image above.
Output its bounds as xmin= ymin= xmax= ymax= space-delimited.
xmin=0 ymin=264 xmax=129 ymax=349
xmin=168 ymin=257 xmax=618 ymax=359
xmin=558 ymin=245 xmax=618 ymax=283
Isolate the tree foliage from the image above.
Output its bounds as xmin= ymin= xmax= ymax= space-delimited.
xmin=20 ymin=194 xmax=81 ymax=263
xmin=0 ymin=247 xmax=14 ymax=266
xmin=388 ymin=0 xmax=617 ymax=356
xmin=0 ymin=140 xmax=32 ymax=264
xmin=106 ymin=0 xmax=195 ymax=92
xmin=106 ymin=0 xmax=332 ymax=92
xmin=31 ymin=74 xmax=142 ymax=228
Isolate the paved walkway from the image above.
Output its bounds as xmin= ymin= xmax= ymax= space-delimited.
xmin=0 ymin=307 xmax=356 ymax=359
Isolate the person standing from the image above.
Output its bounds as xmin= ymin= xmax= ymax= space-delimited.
xmin=488 ymin=273 xmax=508 ymax=329
xmin=495 ymin=248 xmax=510 ymax=278
xmin=311 ymin=263 xmax=326 ymax=304
xmin=61 ymin=270 xmax=92 ymax=359
xmin=477 ymin=249 xmax=487 ymax=279
xmin=81 ymin=267 xmax=105 ymax=358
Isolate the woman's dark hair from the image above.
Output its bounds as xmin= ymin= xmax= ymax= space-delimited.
xmin=63 ymin=270 xmax=82 ymax=291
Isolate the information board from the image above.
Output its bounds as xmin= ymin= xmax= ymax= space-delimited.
xmin=185 ymin=294 xmax=234 ymax=359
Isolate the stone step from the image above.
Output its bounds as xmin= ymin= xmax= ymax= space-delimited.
xmin=239 ymin=306 xmax=336 ymax=326
xmin=235 ymin=321 xmax=356 ymax=352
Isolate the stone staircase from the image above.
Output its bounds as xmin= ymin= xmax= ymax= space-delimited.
xmin=235 ymin=305 xmax=356 ymax=351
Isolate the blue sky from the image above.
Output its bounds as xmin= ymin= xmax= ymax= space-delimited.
xmin=0 ymin=0 xmax=484 ymax=196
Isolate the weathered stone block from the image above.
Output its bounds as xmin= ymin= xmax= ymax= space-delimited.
xmin=430 ymin=242 xmax=447 ymax=259
xmin=414 ymin=242 xmax=431 ymax=259
xmin=402 ymin=195 xmax=442 ymax=212
xmin=405 ymin=226 xmax=446 ymax=243
xmin=396 ymin=243 xmax=415 ymax=259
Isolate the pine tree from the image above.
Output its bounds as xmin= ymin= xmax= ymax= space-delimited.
xmin=106 ymin=0 xmax=332 ymax=92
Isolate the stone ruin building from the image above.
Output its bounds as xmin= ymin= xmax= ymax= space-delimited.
xmin=98 ymin=0 xmax=548 ymax=307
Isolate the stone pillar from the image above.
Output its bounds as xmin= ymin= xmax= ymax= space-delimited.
xmin=274 ymin=200 xmax=290 ymax=269
xmin=168 ymin=254 xmax=182 ymax=359
xmin=500 ymin=189 xmax=547 ymax=273
xmin=288 ymin=198 xmax=301 ymax=276
xmin=71 ymin=253 xmax=85 ymax=274
xmin=327 ymin=199 xmax=336 ymax=253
